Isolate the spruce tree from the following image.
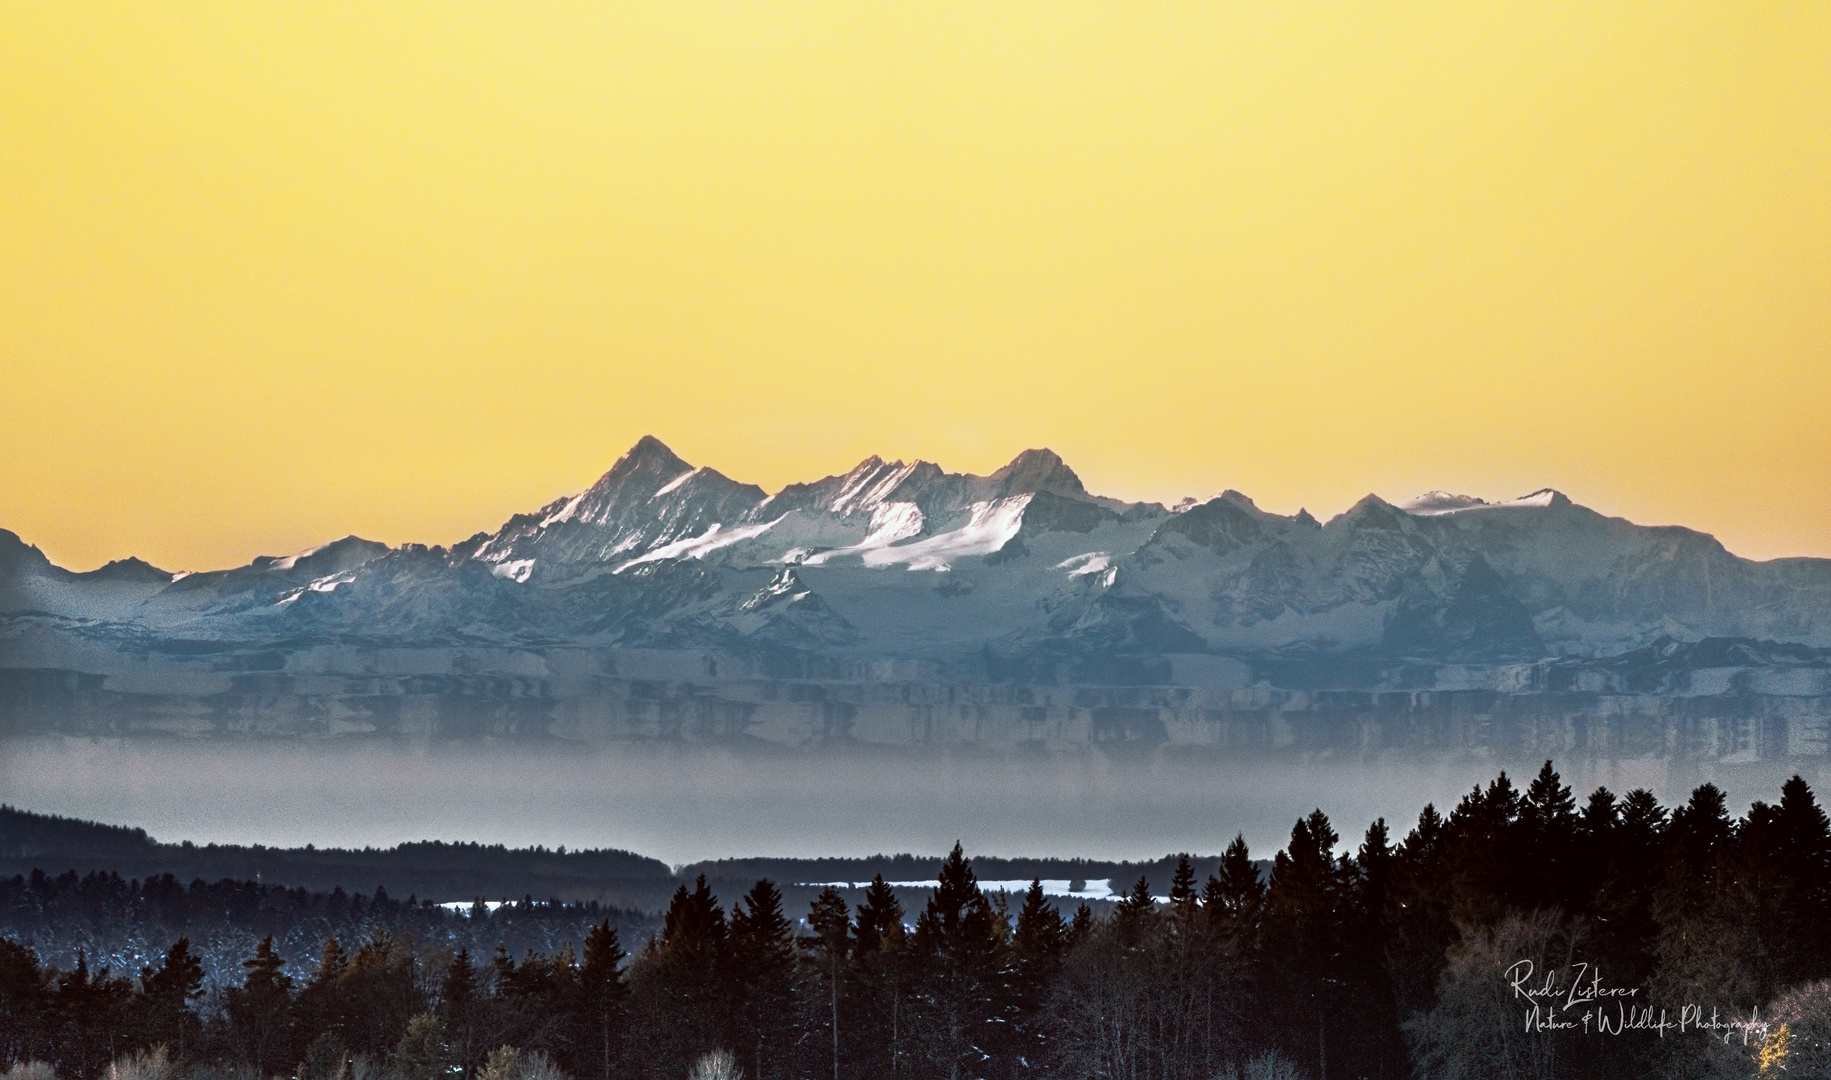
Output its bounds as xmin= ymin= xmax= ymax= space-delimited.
xmin=1261 ymin=811 xmax=1350 ymax=1078
xmin=854 ymin=874 xmax=905 ymax=954
xmin=1776 ymin=775 xmax=1831 ymax=982
xmin=1202 ymin=833 xmax=1265 ymax=946
xmin=807 ymin=887 xmax=851 ymax=1080
xmin=633 ymin=875 xmax=730 ymax=1078
xmin=1112 ymin=876 xmax=1157 ymax=948
xmin=1522 ymin=760 xmax=1579 ymax=906
xmin=225 ymin=936 xmax=294 ymax=1074
xmin=139 ymin=936 xmax=205 ymax=1058
xmin=1011 ymin=879 xmax=1066 ymax=1068
xmin=578 ymin=922 xmax=628 ymax=1080
xmin=729 ymin=879 xmax=795 ymax=1080
xmin=1167 ymin=855 xmax=1199 ymax=930
xmin=1076 ymin=900 xmax=1099 ymax=937
xmin=851 ymin=875 xmax=907 ymax=1079
xmin=911 ymin=843 xmax=1014 ymax=1080
xmin=1012 ymin=879 xmax=1065 ymax=968
xmin=435 ymin=948 xmax=480 ymax=1073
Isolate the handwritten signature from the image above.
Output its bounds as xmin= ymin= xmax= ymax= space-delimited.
xmin=1504 ymin=959 xmax=1766 ymax=1043
xmin=1506 ymin=960 xmax=1639 ymax=1011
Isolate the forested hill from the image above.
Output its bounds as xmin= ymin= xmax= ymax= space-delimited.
xmin=6 ymin=762 xmax=1831 ymax=1079
xmin=0 ymin=805 xmax=674 ymax=909
xmin=0 ymin=805 xmax=1234 ymax=916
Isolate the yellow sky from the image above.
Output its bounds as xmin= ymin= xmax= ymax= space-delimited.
xmin=3 ymin=3 xmax=1827 ymax=571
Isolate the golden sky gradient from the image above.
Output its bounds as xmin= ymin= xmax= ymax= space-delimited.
xmin=4 ymin=3 xmax=1827 ymax=571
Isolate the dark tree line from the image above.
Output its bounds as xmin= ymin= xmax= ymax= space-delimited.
xmin=0 ymin=803 xmax=677 ymax=912
xmin=4 ymin=761 xmax=1831 ymax=1079
xmin=0 ymin=868 xmax=650 ymax=988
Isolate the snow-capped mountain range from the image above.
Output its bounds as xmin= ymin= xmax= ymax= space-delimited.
xmin=5 ymin=436 xmax=1831 ymax=670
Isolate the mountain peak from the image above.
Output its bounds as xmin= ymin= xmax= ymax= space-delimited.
xmin=987 ymin=448 xmax=1089 ymax=500
xmin=1511 ymin=488 xmax=1573 ymax=509
xmin=1331 ymin=493 xmax=1408 ymax=528
xmin=0 ymin=529 xmax=53 ymax=575
xmin=584 ymin=436 xmax=695 ymax=497
xmin=621 ymin=435 xmax=690 ymax=473
xmin=78 ymin=556 xmax=174 ymax=583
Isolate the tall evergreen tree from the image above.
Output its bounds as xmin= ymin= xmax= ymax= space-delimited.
xmin=436 ymin=948 xmax=483 ymax=1074
xmin=807 ymin=887 xmax=851 ymax=1080
xmin=1168 ymin=855 xmax=1199 ymax=929
xmin=578 ymin=922 xmax=629 ymax=1080
xmin=139 ymin=936 xmax=205 ymax=1058
xmin=911 ymin=843 xmax=1014 ymax=1080
xmin=1111 ymin=876 xmax=1157 ymax=949
xmin=1775 ymin=774 xmax=1831 ymax=984
xmin=1201 ymin=834 xmax=1265 ymax=946
xmin=224 ymin=936 xmax=293 ymax=1074
xmin=1349 ymin=818 xmax=1401 ymax=1078
xmin=1521 ymin=760 xmax=1579 ymax=907
xmin=630 ymin=875 xmax=730 ymax=1079
xmin=1012 ymin=879 xmax=1066 ymax=969
xmin=852 ymin=875 xmax=908 ymax=1080
xmin=728 ymin=879 xmax=796 ymax=1080
xmin=1261 ymin=811 xmax=1350 ymax=1078
xmin=339 ymin=929 xmax=422 ymax=1059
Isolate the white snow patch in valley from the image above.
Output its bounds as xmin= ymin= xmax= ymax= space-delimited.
xmin=307 ymin=570 xmax=358 ymax=594
xmin=438 ymin=900 xmax=511 ymax=914
xmin=271 ymin=570 xmax=357 ymax=606
xmin=491 ymin=559 xmax=536 ymax=584
xmin=803 ymin=502 xmax=926 ymax=566
xmin=801 ymin=878 xmax=1119 ymax=900
xmin=614 ymin=517 xmax=786 ymax=573
xmin=811 ymin=495 xmax=1031 ymax=572
xmin=1056 ymin=552 xmax=1111 ymax=577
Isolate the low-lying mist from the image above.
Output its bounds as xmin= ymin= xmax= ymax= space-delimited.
xmin=5 ymin=737 xmax=1825 ymax=866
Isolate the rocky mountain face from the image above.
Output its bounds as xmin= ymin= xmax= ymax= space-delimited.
xmin=4 ymin=438 xmax=1830 ymax=760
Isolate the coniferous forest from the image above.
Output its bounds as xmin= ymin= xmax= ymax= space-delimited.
xmin=4 ymin=762 xmax=1831 ymax=1080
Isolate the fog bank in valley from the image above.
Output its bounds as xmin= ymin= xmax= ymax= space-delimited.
xmin=5 ymin=737 xmax=1824 ymax=866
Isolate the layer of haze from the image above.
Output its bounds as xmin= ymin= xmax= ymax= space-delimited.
xmin=6 ymin=739 xmax=1823 ymax=867
xmin=4 ymin=3 xmax=1828 ymax=571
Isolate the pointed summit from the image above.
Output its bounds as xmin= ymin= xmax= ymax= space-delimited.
xmin=601 ymin=435 xmax=692 ymax=486
xmin=1330 ymin=493 xmax=1410 ymax=530
xmin=986 ymin=448 xmax=1090 ymax=500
